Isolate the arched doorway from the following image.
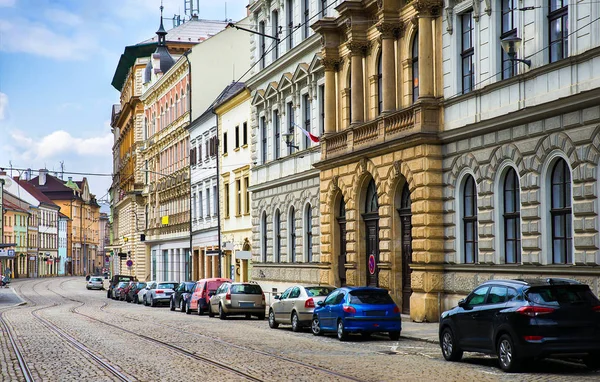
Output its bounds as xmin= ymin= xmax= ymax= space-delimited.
xmin=397 ymin=183 xmax=412 ymax=314
xmin=363 ymin=179 xmax=379 ymax=287
xmin=337 ymin=197 xmax=347 ymax=286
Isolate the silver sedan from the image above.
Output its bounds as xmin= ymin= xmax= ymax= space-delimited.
xmin=269 ymin=285 xmax=335 ymax=332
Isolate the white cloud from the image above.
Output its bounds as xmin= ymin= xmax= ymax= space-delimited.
xmin=0 ymin=92 xmax=7 ymax=120
xmin=44 ymin=8 xmax=83 ymax=27
xmin=0 ymin=0 xmax=15 ymax=7
xmin=0 ymin=18 xmax=97 ymax=60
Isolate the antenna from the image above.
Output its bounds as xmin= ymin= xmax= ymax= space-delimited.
xmin=184 ymin=0 xmax=199 ymax=19
xmin=225 ymin=2 xmax=227 ymax=22
xmin=60 ymin=161 xmax=65 ymax=180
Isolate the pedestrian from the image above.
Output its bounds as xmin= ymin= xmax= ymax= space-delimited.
xmin=85 ymin=274 xmax=91 ymax=281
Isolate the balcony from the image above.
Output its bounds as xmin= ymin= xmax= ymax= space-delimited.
xmin=322 ymin=102 xmax=439 ymax=161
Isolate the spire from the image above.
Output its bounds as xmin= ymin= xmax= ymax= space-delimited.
xmin=156 ymin=2 xmax=167 ymax=46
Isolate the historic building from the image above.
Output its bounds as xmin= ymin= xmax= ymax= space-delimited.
xmin=110 ymin=11 xmax=226 ymax=281
xmin=248 ymin=0 xmax=334 ymax=293
xmin=215 ymin=84 xmax=253 ymax=282
xmin=58 ymin=213 xmax=69 ymax=276
xmin=98 ymin=212 xmax=110 ymax=274
xmin=313 ymin=0 xmax=444 ymax=321
xmin=27 ymin=172 xmax=100 ymax=276
xmin=438 ymin=0 xmax=600 ymax=312
xmin=1 ymin=191 xmax=29 ymax=278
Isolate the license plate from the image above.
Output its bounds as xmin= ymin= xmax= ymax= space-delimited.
xmin=239 ymin=302 xmax=255 ymax=308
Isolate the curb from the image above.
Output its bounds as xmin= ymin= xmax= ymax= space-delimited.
xmin=400 ymin=335 xmax=439 ymax=345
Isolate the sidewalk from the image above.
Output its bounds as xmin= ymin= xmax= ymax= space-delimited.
xmin=0 ymin=285 xmax=24 ymax=308
xmin=400 ymin=315 xmax=439 ymax=344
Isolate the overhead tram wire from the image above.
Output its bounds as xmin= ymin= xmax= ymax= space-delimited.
xmin=444 ymin=14 xmax=600 ymax=102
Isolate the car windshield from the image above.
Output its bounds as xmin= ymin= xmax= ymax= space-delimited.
xmin=207 ymin=281 xmax=224 ymax=291
xmin=231 ymin=284 xmax=262 ymax=294
xmin=349 ymin=290 xmax=394 ymax=305
xmin=90 ymin=278 xmax=102 ymax=282
xmin=136 ymin=283 xmax=147 ymax=289
xmin=306 ymin=286 xmax=335 ymax=297
xmin=526 ymin=285 xmax=599 ymax=306
xmin=158 ymin=283 xmax=177 ymax=289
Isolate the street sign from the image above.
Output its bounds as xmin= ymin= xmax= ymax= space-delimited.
xmin=126 ymin=259 xmax=133 ymax=267
xmin=235 ymin=251 xmax=252 ymax=260
xmin=206 ymin=250 xmax=220 ymax=256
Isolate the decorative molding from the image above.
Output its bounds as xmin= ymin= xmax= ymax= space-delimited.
xmin=346 ymin=40 xmax=370 ymax=56
xmin=484 ymin=0 xmax=492 ymax=16
xmin=413 ymin=0 xmax=444 ymax=17
xmin=321 ymin=58 xmax=341 ymax=71
xmin=445 ymin=3 xmax=454 ymax=34
xmin=473 ymin=0 xmax=480 ymax=22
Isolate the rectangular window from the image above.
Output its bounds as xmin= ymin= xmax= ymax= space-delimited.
xmin=199 ymin=191 xmax=203 ymax=217
xmin=244 ymin=176 xmax=250 ymax=215
xmin=224 ymin=183 xmax=230 ymax=218
xmin=235 ymin=125 xmax=240 ymax=148
xmin=302 ymin=94 xmax=311 ymax=150
xmin=320 ymin=0 xmax=327 ymax=17
xmin=243 ymin=122 xmax=248 ymax=146
xmin=461 ymin=12 xmax=474 ymax=94
xmin=259 ymin=21 xmax=266 ymax=69
xmin=261 ymin=116 xmax=267 ymax=164
xmin=191 ymin=193 xmax=196 ymax=221
xmin=236 ymin=179 xmax=242 ymax=216
xmin=303 ymin=0 xmax=310 ymax=39
xmin=213 ymin=185 xmax=217 ymax=216
xmin=287 ymin=102 xmax=294 ymax=155
xmin=205 ymin=188 xmax=210 ymax=217
xmin=319 ymin=85 xmax=325 ymax=137
xmin=274 ymin=110 xmax=280 ymax=159
xmin=287 ymin=0 xmax=294 ymax=50
xmin=223 ymin=132 xmax=228 ymax=154
xmin=272 ymin=11 xmax=279 ymax=61
xmin=501 ymin=0 xmax=517 ymax=79
xmin=548 ymin=0 xmax=568 ymax=63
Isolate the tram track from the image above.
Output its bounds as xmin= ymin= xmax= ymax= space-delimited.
xmin=53 ymin=279 xmax=365 ymax=382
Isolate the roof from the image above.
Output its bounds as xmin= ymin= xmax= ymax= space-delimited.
xmin=13 ymin=179 xmax=60 ymax=209
xmin=28 ymin=174 xmax=74 ymax=194
xmin=3 ymin=199 xmax=29 ymax=214
xmin=112 ymin=18 xmax=227 ymax=91
xmin=58 ymin=212 xmax=71 ymax=220
xmin=194 ymin=81 xmax=246 ymax=122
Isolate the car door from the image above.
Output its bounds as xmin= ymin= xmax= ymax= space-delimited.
xmin=330 ymin=291 xmax=347 ymax=324
xmin=285 ymin=287 xmax=301 ymax=321
xmin=275 ymin=288 xmax=292 ymax=322
xmin=212 ymin=283 xmax=228 ymax=312
xmin=454 ymin=286 xmax=490 ymax=349
xmin=474 ymin=285 xmax=510 ymax=351
xmin=190 ymin=283 xmax=201 ymax=310
xmin=320 ymin=291 xmax=340 ymax=330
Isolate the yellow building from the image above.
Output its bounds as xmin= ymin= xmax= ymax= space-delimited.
xmin=313 ymin=0 xmax=444 ymax=322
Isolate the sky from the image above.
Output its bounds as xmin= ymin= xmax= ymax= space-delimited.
xmin=0 ymin=0 xmax=248 ymax=207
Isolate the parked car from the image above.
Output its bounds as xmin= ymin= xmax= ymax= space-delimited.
xmin=311 ymin=287 xmax=401 ymax=341
xmin=188 ymin=278 xmax=232 ymax=315
xmin=107 ymin=275 xmax=136 ymax=299
xmin=86 ymin=276 xmax=104 ymax=290
xmin=121 ymin=281 xmax=138 ymax=302
xmin=269 ymin=285 xmax=335 ymax=332
xmin=170 ymin=281 xmax=196 ymax=313
xmin=137 ymin=281 xmax=154 ymax=304
xmin=439 ymin=278 xmax=600 ymax=372
xmin=208 ymin=282 xmax=266 ymax=320
xmin=111 ymin=281 xmax=130 ymax=300
xmin=129 ymin=282 xmax=147 ymax=303
xmin=145 ymin=281 xmax=179 ymax=307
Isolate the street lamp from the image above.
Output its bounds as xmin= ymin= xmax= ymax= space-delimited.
xmin=282 ymin=133 xmax=299 ymax=151
xmin=500 ymin=36 xmax=531 ymax=68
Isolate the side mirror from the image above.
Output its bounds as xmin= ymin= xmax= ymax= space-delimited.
xmin=458 ymin=299 xmax=467 ymax=308
xmin=317 ymin=301 xmax=325 ymax=306
xmin=208 ymin=291 xmax=216 ymax=297
xmin=273 ymin=295 xmax=280 ymax=300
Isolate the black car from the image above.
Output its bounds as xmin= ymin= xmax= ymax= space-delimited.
xmin=107 ymin=275 xmax=136 ymax=299
xmin=439 ymin=278 xmax=600 ymax=372
xmin=170 ymin=281 xmax=196 ymax=313
xmin=128 ymin=282 xmax=147 ymax=303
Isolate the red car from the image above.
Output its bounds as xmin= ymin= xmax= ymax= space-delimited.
xmin=188 ymin=278 xmax=231 ymax=315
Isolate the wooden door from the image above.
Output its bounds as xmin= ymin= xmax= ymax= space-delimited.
xmin=365 ymin=218 xmax=379 ymax=287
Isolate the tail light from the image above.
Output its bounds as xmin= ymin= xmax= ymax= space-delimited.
xmin=225 ymin=293 xmax=231 ymax=301
xmin=592 ymin=305 xmax=600 ymax=312
xmin=516 ymin=306 xmax=555 ymax=317
xmin=155 ymin=290 xmax=164 ymax=294
xmin=393 ymin=306 xmax=400 ymax=314
xmin=305 ymin=298 xmax=315 ymax=308
xmin=343 ymin=305 xmax=356 ymax=314
xmin=524 ymin=336 xmax=544 ymax=342
xmin=262 ymin=292 xmax=265 ymax=302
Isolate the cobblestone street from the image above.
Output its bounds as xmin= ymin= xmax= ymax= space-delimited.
xmin=0 ymin=278 xmax=597 ymax=381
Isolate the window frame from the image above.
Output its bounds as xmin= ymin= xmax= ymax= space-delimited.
xmin=460 ymin=12 xmax=475 ymax=94
xmin=377 ymin=51 xmax=383 ymax=114
xmin=260 ymin=116 xmax=267 ymax=164
xmin=273 ymin=110 xmax=280 ymax=160
xmin=548 ymin=0 xmax=568 ymax=63
xmin=462 ymin=175 xmax=478 ymax=264
xmin=302 ymin=93 xmax=311 ymax=149
xmin=289 ymin=207 xmax=296 ymax=263
xmin=274 ymin=210 xmax=281 ymax=263
xmin=550 ymin=159 xmax=573 ymax=264
xmin=503 ymin=168 xmax=521 ymax=264
xmin=500 ymin=0 xmax=518 ymax=79
xmin=304 ymin=204 xmax=313 ymax=262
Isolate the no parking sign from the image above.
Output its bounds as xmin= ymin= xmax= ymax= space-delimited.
xmin=126 ymin=259 xmax=133 ymax=268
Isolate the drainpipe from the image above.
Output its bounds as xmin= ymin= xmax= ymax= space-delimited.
xmin=183 ymin=49 xmax=193 ymax=281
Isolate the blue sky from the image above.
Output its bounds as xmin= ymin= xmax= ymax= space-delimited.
xmin=0 ymin=0 xmax=248 ymax=204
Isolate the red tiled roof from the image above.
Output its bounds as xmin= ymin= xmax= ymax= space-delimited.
xmin=3 ymin=199 xmax=29 ymax=213
xmin=14 ymin=178 xmax=60 ymax=208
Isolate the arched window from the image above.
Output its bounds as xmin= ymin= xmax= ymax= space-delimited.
xmin=377 ymin=51 xmax=383 ymax=115
xmin=160 ymin=107 xmax=164 ymax=130
xmin=463 ymin=175 xmax=477 ymax=263
xmin=551 ymin=159 xmax=572 ymax=264
xmin=186 ymin=84 xmax=191 ymax=111
xmin=503 ymin=168 xmax=521 ymax=263
xmin=365 ymin=179 xmax=379 ymax=213
xmin=347 ymin=66 xmax=352 ymax=123
xmin=412 ymin=32 xmax=419 ymax=103
xmin=166 ymin=101 xmax=171 ymax=126
xmin=175 ymin=94 xmax=179 ymax=119
xmin=289 ymin=207 xmax=296 ymax=262
xmin=180 ymin=90 xmax=184 ymax=115
xmin=152 ymin=111 xmax=156 ymax=136
xmin=304 ymin=204 xmax=313 ymax=262
xmin=274 ymin=210 xmax=281 ymax=263
xmin=261 ymin=212 xmax=267 ymax=262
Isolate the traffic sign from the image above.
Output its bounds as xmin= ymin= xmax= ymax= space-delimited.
xmin=126 ymin=259 xmax=133 ymax=267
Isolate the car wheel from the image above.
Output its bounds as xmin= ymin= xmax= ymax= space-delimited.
xmin=219 ymin=304 xmax=227 ymax=320
xmin=291 ymin=312 xmax=300 ymax=332
xmin=134 ymin=295 xmax=138 ymax=304
xmin=143 ymin=296 xmax=148 ymax=306
xmin=86 ymin=287 xmax=90 ymax=290
xmin=170 ymin=298 xmax=175 ymax=311
xmin=268 ymin=309 xmax=279 ymax=329
xmin=337 ymin=320 xmax=348 ymax=341
xmin=497 ymin=334 xmax=521 ymax=372
xmin=197 ymin=304 xmax=204 ymax=316
xmin=389 ymin=331 xmax=401 ymax=341
xmin=441 ymin=328 xmax=463 ymax=362
xmin=583 ymin=352 xmax=600 ymax=370
xmin=151 ymin=298 xmax=156 ymax=307
xmin=245 ymin=314 xmax=252 ymax=319
xmin=208 ymin=305 xmax=215 ymax=318
xmin=180 ymin=299 xmax=186 ymax=313
xmin=186 ymin=301 xmax=192 ymax=315
xmin=311 ymin=316 xmax=322 ymax=336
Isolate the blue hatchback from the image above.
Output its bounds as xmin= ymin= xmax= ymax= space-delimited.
xmin=311 ymin=287 xmax=402 ymax=341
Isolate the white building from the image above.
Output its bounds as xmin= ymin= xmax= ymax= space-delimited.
xmin=58 ymin=213 xmax=69 ymax=276
xmin=439 ymin=0 xmax=600 ymax=305
xmin=248 ymin=0 xmax=338 ymax=293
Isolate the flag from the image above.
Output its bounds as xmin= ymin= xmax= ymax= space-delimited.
xmin=295 ymin=124 xmax=320 ymax=143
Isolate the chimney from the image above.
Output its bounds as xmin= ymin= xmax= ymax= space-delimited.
xmin=39 ymin=169 xmax=48 ymax=186
xmin=25 ymin=168 xmax=32 ymax=181
xmin=68 ymin=176 xmax=73 ymax=181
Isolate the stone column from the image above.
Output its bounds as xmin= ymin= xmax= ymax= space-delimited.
xmin=377 ymin=23 xmax=398 ymax=112
xmin=414 ymin=0 xmax=442 ymax=99
xmin=322 ymin=59 xmax=339 ymax=134
xmin=348 ymin=41 xmax=367 ymax=123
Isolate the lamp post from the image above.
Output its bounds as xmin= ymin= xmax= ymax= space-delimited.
xmin=500 ymin=36 xmax=531 ymax=68
xmin=282 ymin=133 xmax=299 ymax=152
